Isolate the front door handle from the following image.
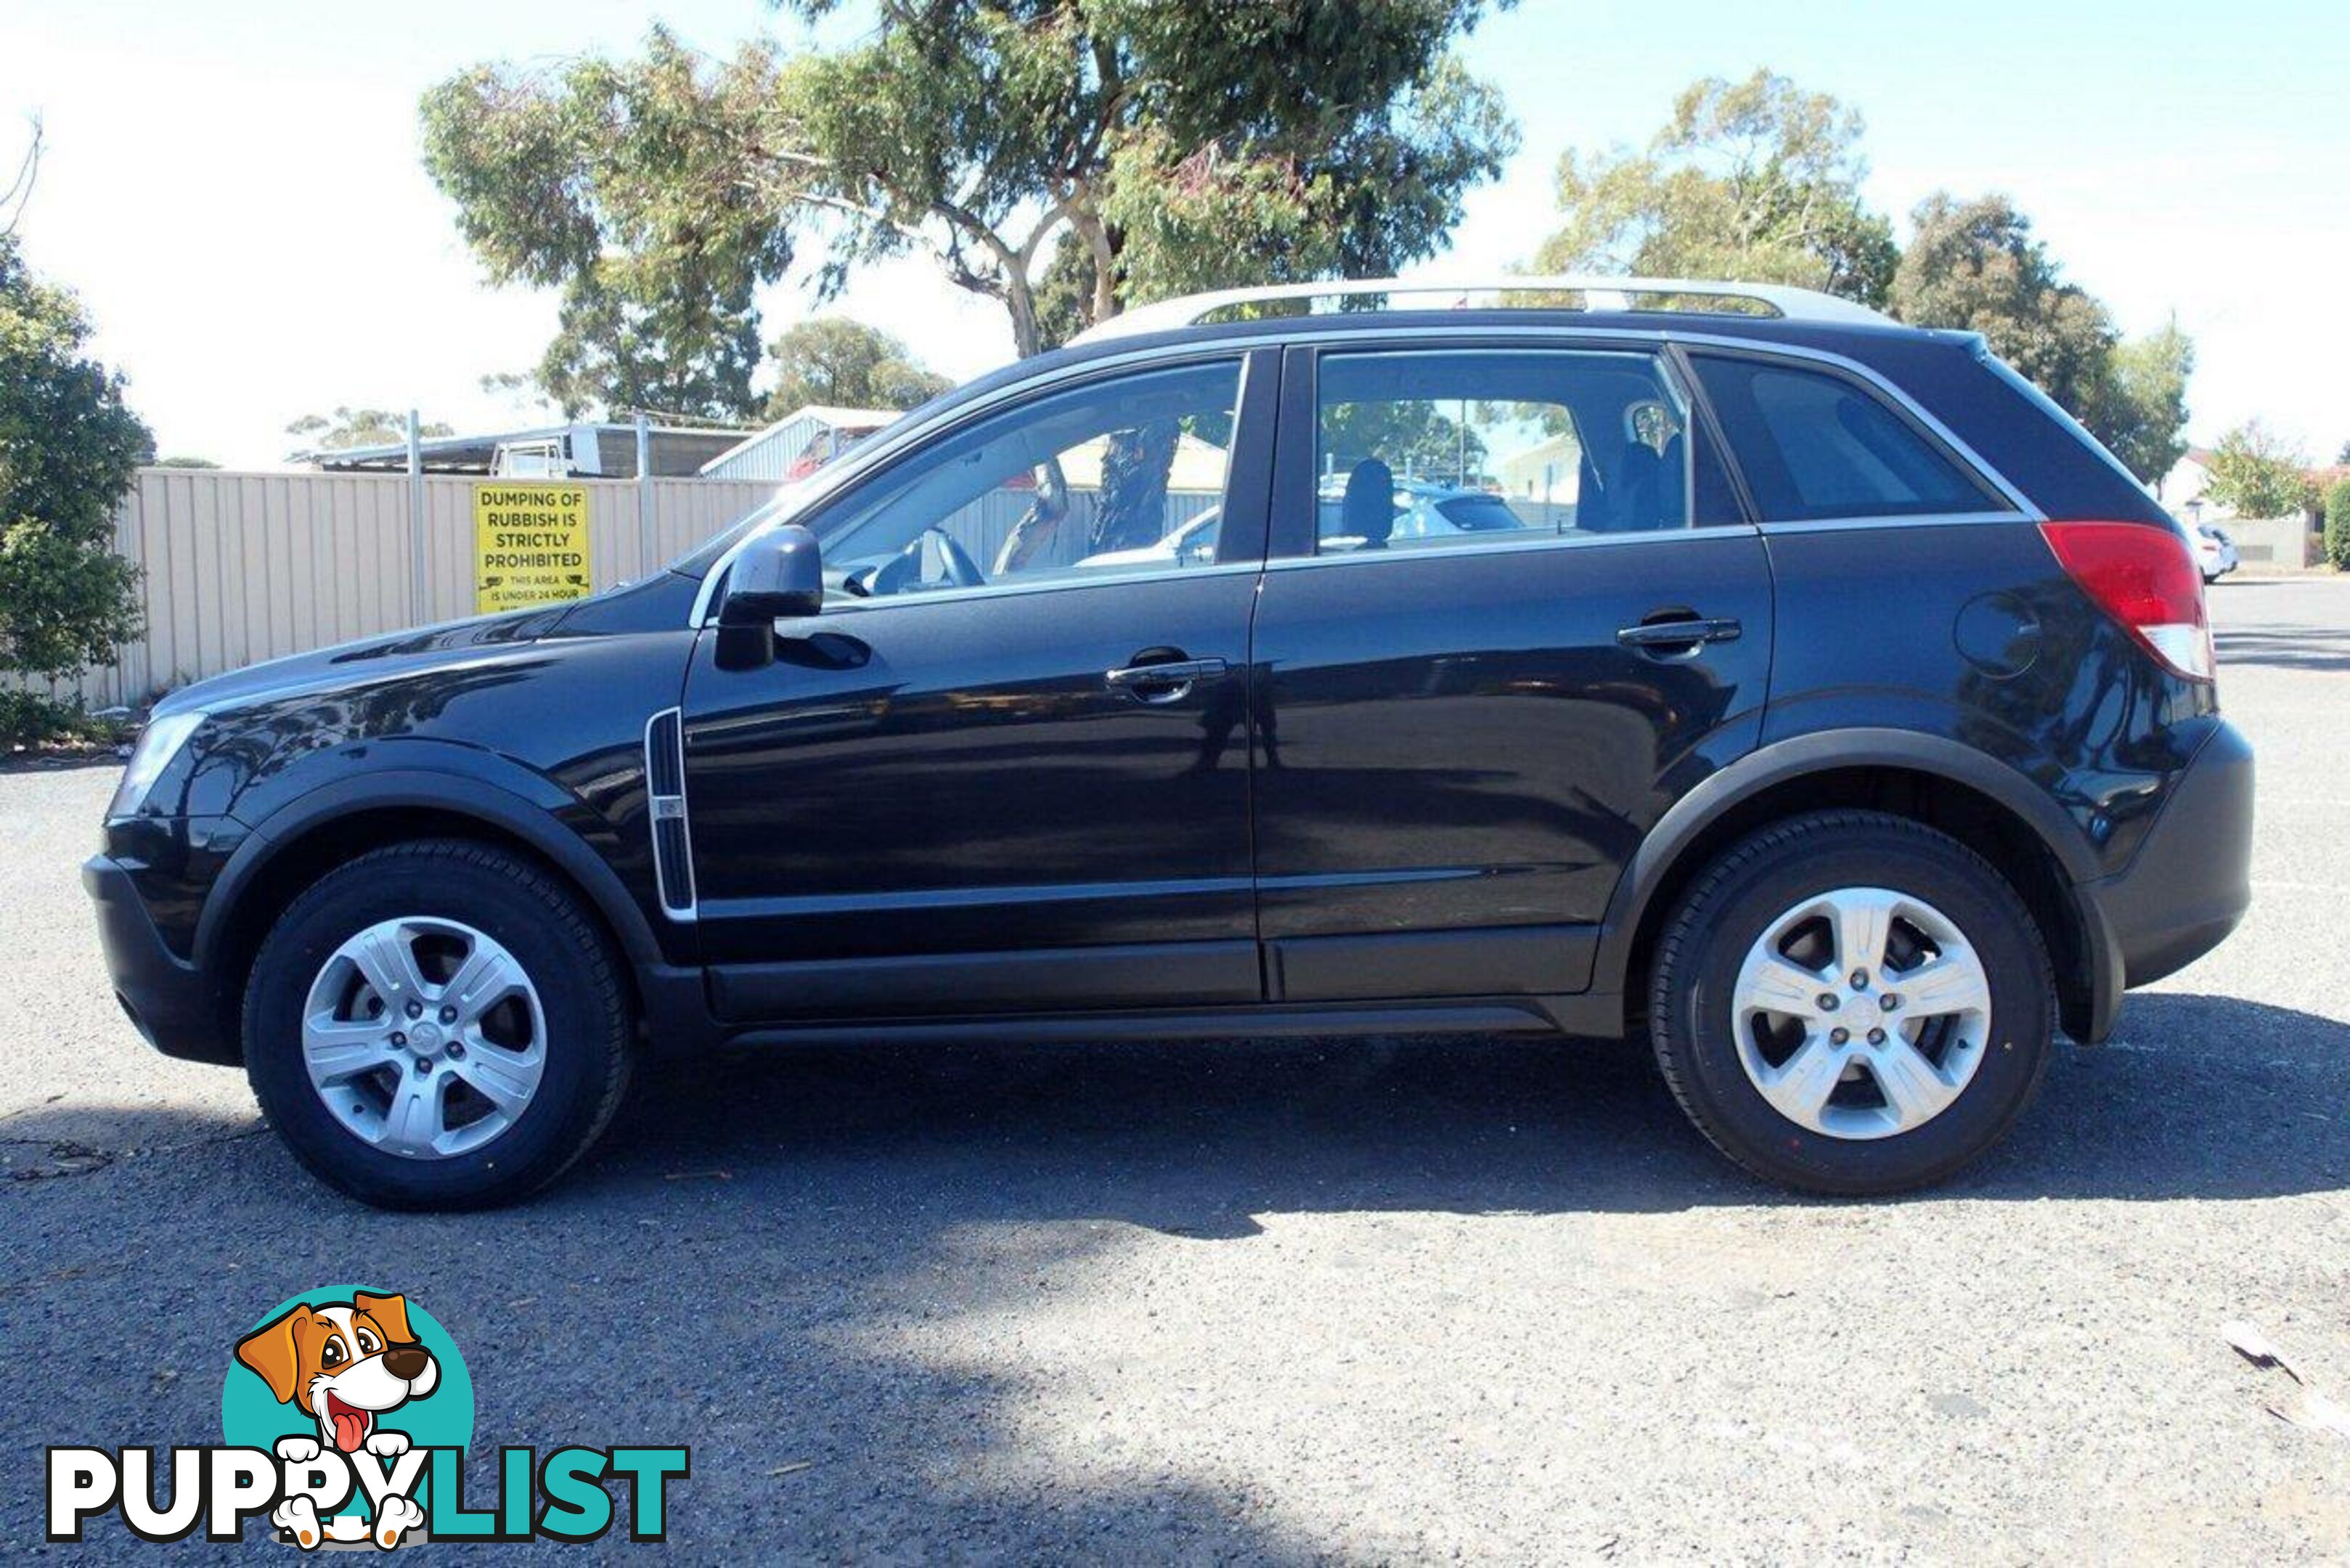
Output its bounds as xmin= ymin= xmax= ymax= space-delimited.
xmin=1106 ymin=655 xmax=1227 ymax=703
xmin=1616 ymin=616 xmax=1742 ymax=653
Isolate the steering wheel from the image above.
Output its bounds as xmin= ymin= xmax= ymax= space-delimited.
xmin=929 ymin=528 xmax=986 ymax=588
xmin=862 ymin=528 xmax=990 ymax=597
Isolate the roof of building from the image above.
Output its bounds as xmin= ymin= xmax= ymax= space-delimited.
xmin=698 ymin=405 xmax=907 ymax=480
xmin=774 ymin=404 xmax=900 ymax=430
xmin=306 ymin=420 xmax=756 ymax=476
xmin=1058 ymin=431 xmax=1231 ymax=492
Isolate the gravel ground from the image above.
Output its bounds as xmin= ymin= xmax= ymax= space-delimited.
xmin=4 ymin=576 xmax=2347 ymax=1561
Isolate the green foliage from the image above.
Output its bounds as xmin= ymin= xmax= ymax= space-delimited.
xmin=0 ymin=233 xmax=149 ymax=740
xmin=1534 ymin=70 xmax=1898 ymax=307
xmin=2099 ymin=319 xmax=2195 ymax=485
xmin=151 ymin=455 xmax=221 ymax=469
xmin=1321 ymin=401 xmax=1487 ymax=486
xmin=285 ymin=408 xmax=454 ymax=457
xmin=2205 ymin=420 xmax=2317 ymax=518
xmin=1096 ymin=49 xmax=1519 ymax=327
xmin=420 ymin=1 xmax=1517 ymax=399
xmin=2325 ymin=477 xmax=2350 ymax=569
xmin=765 ymin=318 xmax=950 ymax=420
xmin=0 ymin=687 xmax=124 ymax=747
xmin=1529 ymin=74 xmax=2195 ymax=485
xmin=421 ymin=29 xmax=793 ymax=420
xmin=1889 ymin=192 xmax=2197 ymax=483
xmin=1891 ymin=194 xmax=2117 ymax=415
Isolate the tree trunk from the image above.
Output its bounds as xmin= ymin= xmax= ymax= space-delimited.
xmin=992 ymin=457 xmax=1070 ymax=574
xmin=1090 ymin=420 xmax=1179 ymax=554
xmin=984 ymin=262 xmax=1075 ymax=573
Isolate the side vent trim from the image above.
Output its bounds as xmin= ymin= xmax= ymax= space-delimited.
xmin=644 ymin=707 xmax=696 ymax=921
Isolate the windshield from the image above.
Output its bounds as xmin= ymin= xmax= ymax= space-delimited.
xmin=1430 ymin=493 xmax=1528 ymax=531
xmin=665 ymin=480 xmax=817 ymax=579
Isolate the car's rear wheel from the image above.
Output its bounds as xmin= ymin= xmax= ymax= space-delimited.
xmin=1648 ymin=810 xmax=2053 ymax=1195
xmin=243 ymin=839 xmax=633 ymax=1209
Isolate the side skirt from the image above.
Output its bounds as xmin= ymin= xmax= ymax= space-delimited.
xmin=717 ymin=995 xmax=1624 ymax=1050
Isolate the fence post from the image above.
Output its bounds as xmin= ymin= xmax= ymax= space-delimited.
xmin=634 ymin=412 xmax=653 ymax=582
xmin=405 ymin=409 xmax=428 ymax=624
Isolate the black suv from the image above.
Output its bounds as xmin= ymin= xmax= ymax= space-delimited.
xmin=86 ymin=279 xmax=2254 ymax=1208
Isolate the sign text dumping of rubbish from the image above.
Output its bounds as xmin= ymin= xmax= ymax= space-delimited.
xmin=474 ymin=484 xmax=590 ymax=614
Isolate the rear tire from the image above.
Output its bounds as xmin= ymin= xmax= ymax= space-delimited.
xmin=1648 ymin=810 xmax=2053 ymax=1195
xmin=243 ymin=839 xmax=633 ymax=1209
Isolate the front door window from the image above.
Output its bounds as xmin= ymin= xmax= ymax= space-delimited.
xmin=816 ymin=358 xmax=1248 ymax=597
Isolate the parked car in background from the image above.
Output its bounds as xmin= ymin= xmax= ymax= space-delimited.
xmin=1315 ymin=475 xmax=1533 ymax=548
xmin=87 ymin=275 xmax=2252 ymax=1209
xmin=2194 ymin=522 xmax=2239 ymax=583
xmin=1076 ymin=507 xmax=1223 ymax=570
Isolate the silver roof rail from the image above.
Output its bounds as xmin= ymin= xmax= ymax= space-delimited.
xmin=1071 ymin=274 xmax=1892 ymax=345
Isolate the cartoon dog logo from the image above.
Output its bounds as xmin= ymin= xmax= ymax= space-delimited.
xmin=235 ymin=1291 xmax=438 ymax=1548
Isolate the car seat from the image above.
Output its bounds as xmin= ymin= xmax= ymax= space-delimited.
xmin=1343 ymin=460 xmax=1397 ymax=549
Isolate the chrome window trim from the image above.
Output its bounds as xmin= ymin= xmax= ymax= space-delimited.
xmin=1262 ymin=520 xmax=1761 ymax=575
xmin=689 ymin=323 xmax=2041 ymax=625
xmin=1754 ymin=510 xmax=2035 ymax=537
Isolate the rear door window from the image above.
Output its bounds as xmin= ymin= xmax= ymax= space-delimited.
xmin=1305 ymin=348 xmax=1731 ymax=554
xmin=1690 ymin=354 xmax=2008 ymax=522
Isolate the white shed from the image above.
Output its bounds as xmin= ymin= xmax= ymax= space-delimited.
xmin=698 ymin=405 xmax=902 ymax=482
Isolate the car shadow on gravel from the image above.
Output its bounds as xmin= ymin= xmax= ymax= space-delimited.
xmin=11 ymin=994 xmax=2339 ymax=1227
xmin=591 ymin=988 xmax=2349 ymax=1225
xmin=6 ymin=989 xmax=2341 ymax=1556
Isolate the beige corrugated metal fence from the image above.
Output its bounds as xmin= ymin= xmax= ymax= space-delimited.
xmin=52 ymin=468 xmax=775 ymax=708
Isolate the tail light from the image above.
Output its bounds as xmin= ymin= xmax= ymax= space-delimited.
xmin=2039 ymin=521 xmax=2214 ymax=682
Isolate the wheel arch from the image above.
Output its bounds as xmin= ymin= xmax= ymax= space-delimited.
xmin=197 ymin=769 xmax=669 ymax=1054
xmin=1599 ymin=730 xmax=2105 ymax=1043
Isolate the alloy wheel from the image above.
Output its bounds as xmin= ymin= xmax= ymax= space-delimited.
xmin=1729 ymin=886 xmax=1992 ymax=1140
xmin=300 ymin=916 xmax=547 ymax=1159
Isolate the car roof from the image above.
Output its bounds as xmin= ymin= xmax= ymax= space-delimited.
xmin=935 ymin=307 xmax=1965 ymax=413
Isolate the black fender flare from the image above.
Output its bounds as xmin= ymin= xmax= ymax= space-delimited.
xmin=1590 ymin=726 xmax=2101 ymax=997
xmin=196 ymin=759 xmax=668 ymax=974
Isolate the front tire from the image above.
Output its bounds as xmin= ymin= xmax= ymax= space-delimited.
xmin=243 ymin=839 xmax=633 ymax=1209
xmin=1648 ymin=811 xmax=2053 ymax=1195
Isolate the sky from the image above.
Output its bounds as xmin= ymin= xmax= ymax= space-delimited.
xmin=3 ymin=0 xmax=2346 ymax=470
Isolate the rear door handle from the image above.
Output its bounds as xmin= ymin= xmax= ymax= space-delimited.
xmin=1106 ymin=656 xmax=1228 ymax=702
xmin=1616 ymin=617 xmax=1742 ymax=651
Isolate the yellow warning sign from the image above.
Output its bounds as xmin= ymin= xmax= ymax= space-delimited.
xmin=473 ymin=483 xmax=592 ymax=614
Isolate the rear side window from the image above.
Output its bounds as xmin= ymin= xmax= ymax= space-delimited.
xmin=1310 ymin=348 xmax=1711 ymax=553
xmin=1691 ymin=354 xmax=2008 ymax=522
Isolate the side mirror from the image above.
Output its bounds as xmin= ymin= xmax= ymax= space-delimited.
xmin=715 ymin=524 xmax=822 ymax=670
xmin=720 ymin=524 xmax=823 ymax=624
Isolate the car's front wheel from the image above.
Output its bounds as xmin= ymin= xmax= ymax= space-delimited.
xmin=1648 ymin=810 xmax=2053 ymax=1195
xmin=243 ymin=839 xmax=633 ymax=1209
